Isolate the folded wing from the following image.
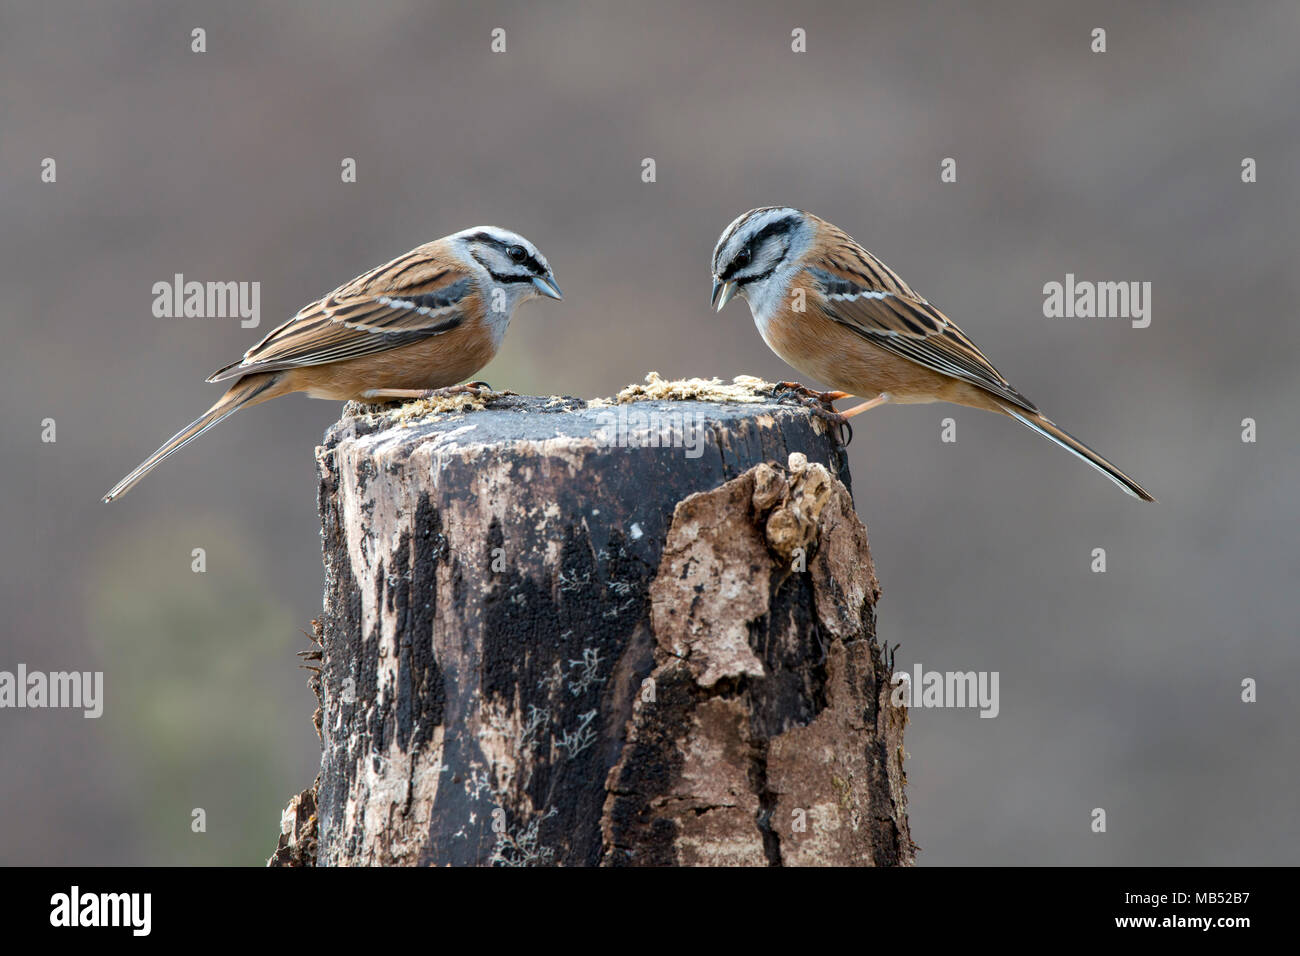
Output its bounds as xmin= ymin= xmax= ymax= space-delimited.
xmin=207 ymin=252 xmax=475 ymax=383
xmin=808 ymin=260 xmax=1037 ymax=414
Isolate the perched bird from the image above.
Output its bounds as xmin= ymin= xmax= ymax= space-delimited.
xmin=103 ymin=226 xmax=562 ymax=502
xmin=711 ymin=207 xmax=1154 ymax=500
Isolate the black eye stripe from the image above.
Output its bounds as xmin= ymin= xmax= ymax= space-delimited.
xmin=740 ymin=265 xmax=777 ymax=286
xmin=469 ymin=239 xmax=547 ymax=280
xmin=719 ymin=214 xmax=798 ymax=280
xmin=470 ymin=236 xmax=540 ymax=265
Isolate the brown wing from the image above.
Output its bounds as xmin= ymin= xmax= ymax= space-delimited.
xmin=207 ymin=248 xmax=476 ymax=383
xmin=807 ymin=253 xmax=1037 ymax=413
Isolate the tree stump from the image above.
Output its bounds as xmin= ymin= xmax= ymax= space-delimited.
xmin=302 ymin=376 xmax=913 ymax=866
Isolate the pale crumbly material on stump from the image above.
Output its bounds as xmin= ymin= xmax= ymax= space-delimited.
xmin=342 ymin=372 xmax=782 ymax=422
xmin=293 ymin=382 xmax=909 ymax=866
xmin=341 ymin=390 xmax=493 ymax=426
xmin=609 ymin=371 xmax=776 ymax=405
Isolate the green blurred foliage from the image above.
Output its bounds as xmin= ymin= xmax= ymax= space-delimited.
xmin=86 ymin=516 xmax=309 ymax=865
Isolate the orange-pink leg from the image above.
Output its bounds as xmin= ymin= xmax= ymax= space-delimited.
xmin=361 ymin=381 xmax=499 ymax=401
xmin=837 ymin=392 xmax=891 ymax=419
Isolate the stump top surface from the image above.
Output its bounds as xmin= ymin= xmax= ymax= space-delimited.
xmin=322 ymin=382 xmax=835 ymax=453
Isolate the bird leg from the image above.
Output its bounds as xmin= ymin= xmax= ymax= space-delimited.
xmin=837 ymin=392 xmax=891 ymax=419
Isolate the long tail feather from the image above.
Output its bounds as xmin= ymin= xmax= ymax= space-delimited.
xmin=997 ymin=403 xmax=1155 ymax=502
xmin=102 ymin=374 xmax=281 ymax=503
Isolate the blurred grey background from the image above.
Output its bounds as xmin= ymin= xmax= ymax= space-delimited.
xmin=1 ymin=0 xmax=1297 ymax=865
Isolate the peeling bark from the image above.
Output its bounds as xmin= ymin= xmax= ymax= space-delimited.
xmin=296 ymin=387 xmax=910 ymax=866
xmin=602 ymin=454 xmax=911 ymax=866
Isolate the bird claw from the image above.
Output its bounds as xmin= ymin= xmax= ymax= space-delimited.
xmin=771 ymin=382 xmax=854 ymax=446
xmin=461 ymin=381 xmax=518 ymax=398
xmin=823 ymin=411 xmax=853 ymax=447
xmin=772 ymin=381 xmax=844 ymax=404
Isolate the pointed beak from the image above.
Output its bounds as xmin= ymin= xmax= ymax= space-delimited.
xmin=531 ymin=274 xmax=563 ymax=300
xmin=711 ymin=277 xmax=738 ymax=312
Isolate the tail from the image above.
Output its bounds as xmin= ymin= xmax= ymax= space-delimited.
xmin=102 ymin=374 xmax=282 ymax=503
xmin=997 ymin=403 xmax=1156 ymax=502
